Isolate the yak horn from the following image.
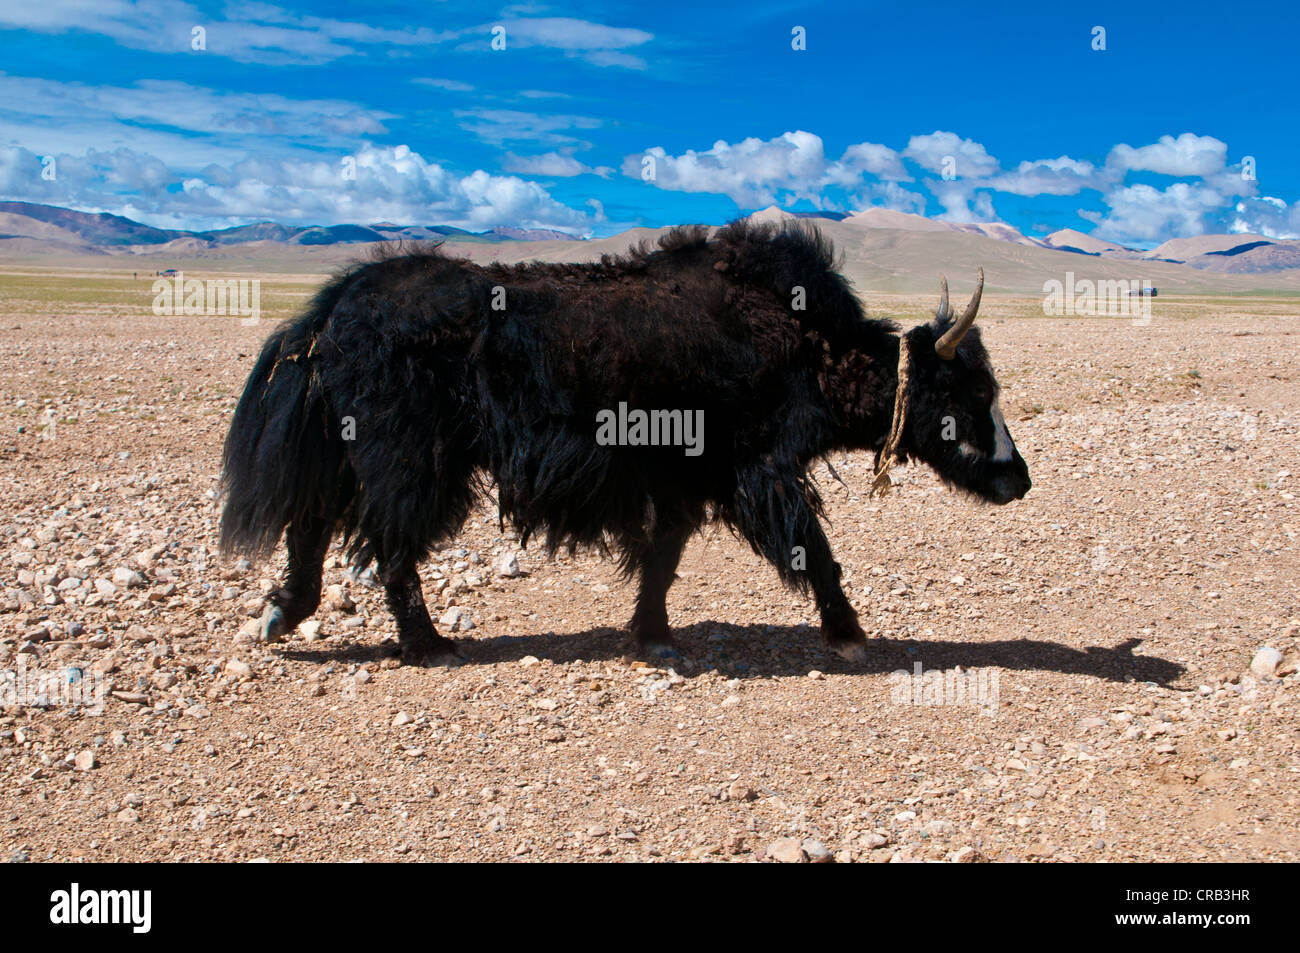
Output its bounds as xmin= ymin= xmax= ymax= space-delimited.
xmin=936 ymin=275 xmax=951 ymax=321
xmin=934 ymin=268 xmax=983 ymax=360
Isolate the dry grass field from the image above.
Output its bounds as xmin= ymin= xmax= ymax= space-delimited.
xmin=1 ymin=267 xmax=1297 ymax=862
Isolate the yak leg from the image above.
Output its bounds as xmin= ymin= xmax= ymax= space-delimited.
xmin=797 ymin=526 xmax=867 ymax=662
xmin=383 ymin=563 xmax=465 ymax=667
xmin=731 ymin=471 xmax=867 ymax=662
xmin=628 ymin=524 xmax=692 ymax=660
xmin=260 ymin=513 xmax=333 ymax=643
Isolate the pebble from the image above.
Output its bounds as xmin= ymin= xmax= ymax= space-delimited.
xmin=727 ymin=781 xmax=756 ymax=802
xmin=767 ymin=837 xmax=807 ymax=863
xmin=113 ymin=568 xmax=144 ymax=588
xmin=802 ymin=839 xmax=832 ymax=863
xmin=1250 ymin=646 xmax=1282 ymax=677
xmin=225 ymin=659 xmax=252 ymax=677
xmin=73 ymin=751 xmax=96 ymax=771
xmin=299 ymin=620 xmax=322 ymax=642
xmin=498 ymin=552 xmax=521 ymax=578
xmin=393 ymin=711 xmax=414 ymax=727
xmin=324 ymin=584 xmax=355 ymax=612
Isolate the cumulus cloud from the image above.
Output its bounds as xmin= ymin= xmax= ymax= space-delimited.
xmin=0 ymin=142 xmax=595 ymax=233
xmin=1107 ymin=133 xmax=1227 ymax=177
xmin=824 ymin=142 xmax=910 ymax=184
xmin=623 ymin=131 xmax=829 ymax=208
xmin=622 ymin=131 xmax=918 ymax=210
xmin=1080 ymin=182 xmax=1228 ymax=243
xmin=1083 ymin=182 xmax=1300 ymax=243
xmin=903 ymin=131 xmax=1000 ymax=179
xmin=625 ymin=126 xmax=1294 ymax=244
xmin=989 ymin=157 xmax=1105 ymax=196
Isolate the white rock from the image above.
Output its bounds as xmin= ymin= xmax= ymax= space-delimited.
xmin=497 ymin=552 xmax=521 ymax=578
xmin=324 ymin=584 xmax=355 ymax=613
xmin=1250 ymin=646 xmax=1282 ymax=677
xmin=767 ymin=837 xmax=806 ymax=863
xmin=299 ymin=620 xmax=322 ymax=642
xmin=802 ymin=839 xmax=832 ymax=863
xmin=112 ymin=567 xmax=144 ymax=588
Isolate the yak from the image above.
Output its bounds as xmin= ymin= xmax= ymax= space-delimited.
xmin=220 ymin=220 xmax=1031 ymax=666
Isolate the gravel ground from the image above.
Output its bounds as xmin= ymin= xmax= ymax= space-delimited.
xmin=1 ymin=295 xmax=1297 ymax=863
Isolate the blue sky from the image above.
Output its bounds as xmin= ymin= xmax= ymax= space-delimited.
xmin=1 ymin=0 xmax=1297 ymax=245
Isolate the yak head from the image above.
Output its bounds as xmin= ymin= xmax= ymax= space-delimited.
xmin=888 ymin=270 xmax=1032 ymax=505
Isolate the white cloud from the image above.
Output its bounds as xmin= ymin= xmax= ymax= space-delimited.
xmin=1080 ymin=182 xmax=1223 ymax=242
xmin=623 ymin=131 xmax=830 ymax=207
xmin=491 ymin=17 xmax=652 ymax=69
xmin=0 ymin=74 xmax=391 ymax=162
xmin=502 ymin=151 xmax=613 ymax=178
xmin=622 ymin=131 xmax=920 ymax=209
xmin=825 ymin=142 xmax=910 ymax=184
xmin=989 ymin=156 xmax=1105 ymax=196
xmin=0 ymin=0 xmax=444 ymax=66
xmin=412 ymin=78 xmax=474 ymax=93
xmin=0 ymin=4 xmax=654 ymax=68
xmin=1107 ymin=133 xmax=1227 ymax=177
xmin=625 ymin=127 xmax=1295 ymax=244
xmin=0 ymin=142 xmax=595 ymax=233
xmin=903 ymin=131 xmax=1000 ymax=179
xmin=455 ymin=109 xmax=602 ymax=147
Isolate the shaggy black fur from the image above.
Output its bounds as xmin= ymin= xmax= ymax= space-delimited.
xmin=220 ymin=219 xmax=1030 ymax=665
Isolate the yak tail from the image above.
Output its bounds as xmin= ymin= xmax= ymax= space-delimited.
xmin=219 ymin=283 xmax=350 ymax=560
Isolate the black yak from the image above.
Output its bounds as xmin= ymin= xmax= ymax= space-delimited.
xmin=220 ymin=220 xmax=1030 ymax=666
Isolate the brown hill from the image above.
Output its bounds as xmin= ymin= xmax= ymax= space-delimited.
xmin=1145 ymin=233 xmax=1272 ymax=261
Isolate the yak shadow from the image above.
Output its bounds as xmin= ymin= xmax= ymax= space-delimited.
xmin=280 ymin=620 xmax=1185 ymax=687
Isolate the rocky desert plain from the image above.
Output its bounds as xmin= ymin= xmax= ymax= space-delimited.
xmin=1 ymin=254 xmax=1297 ymax=864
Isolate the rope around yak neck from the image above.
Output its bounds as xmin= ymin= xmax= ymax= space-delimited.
xmin=869 ymin=336 xmax=912 ymax=497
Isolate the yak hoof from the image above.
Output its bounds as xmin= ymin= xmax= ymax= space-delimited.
xmin=643 ymin=641 xmax=682 ymax=662
xmin=829 ymin=640 xmax=868 ymax=664
xmin=259 ymin=604 xmax=289 ymax=644
xmin=401 ymin=640 xmax=468 ymax=668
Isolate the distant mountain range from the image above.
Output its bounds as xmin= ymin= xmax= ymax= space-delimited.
xmin=814 ymin=206 xmax=1295 ymax=274
xmin=1 ymin=201 xmax=1298 ymax=287
xmin=0 ymin=201 xmax=580 ymax=253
